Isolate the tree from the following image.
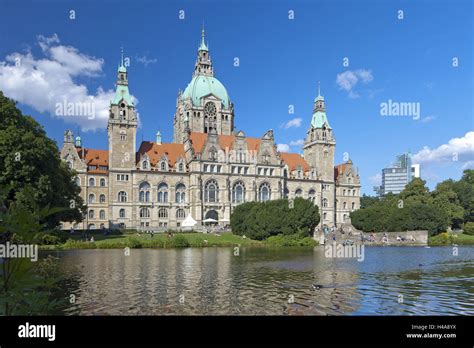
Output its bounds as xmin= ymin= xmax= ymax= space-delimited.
xmin=453 ymin=170 xmax=474 ymax=223
xmin=231 ymin=198 xmax=319 ymax=240
xmin=0 ymin=91 xmax=85 ymax=228
xmin=432 ymin=180 xmax=465 ymax=229
xmin=360 ymin=194 xmax=380 ymax=209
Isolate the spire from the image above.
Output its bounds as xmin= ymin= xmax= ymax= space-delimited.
xmin=199 ymin=24 xmax=208 ymax=51
xmin=111 ymin=47 xmax=133 ymax=106
xmin=311 ymin=81 xmax=330 ymax=129
xmin=194 ymin=27 xmax=213 ymax=77
xmin=156 ymin=131 xmax=162 ymax=144
xmin=315 ymin=81 xmax=324 ymax=102
xmin=118 ymin=47 xmax=127 ymax=73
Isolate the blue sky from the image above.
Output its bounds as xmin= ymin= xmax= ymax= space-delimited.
xmin=0 ymin=0 xmax=472 ymax=194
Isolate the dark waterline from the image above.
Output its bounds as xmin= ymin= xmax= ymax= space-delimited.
xmin=49 ymin=246 xmax=474 ymax=315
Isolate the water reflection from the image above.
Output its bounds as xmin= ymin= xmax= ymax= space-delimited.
xmin=55 ymin=246 xmax=474 ymax=315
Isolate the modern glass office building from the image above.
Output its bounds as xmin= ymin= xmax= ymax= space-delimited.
xmin=375 ymin=153 xmax=421 ymax=196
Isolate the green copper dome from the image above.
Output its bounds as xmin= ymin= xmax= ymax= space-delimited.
xmin=311 ymin=110 xmax=331 ymax=129
xmin=112 ymin=85 xmax=134 ymax=106
xmin=182 ymin=75 xmax=230 ymax=108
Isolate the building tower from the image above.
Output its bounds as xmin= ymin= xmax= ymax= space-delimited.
xmin=303 ymin=83 xmax=336 ymax=226
xmin=108 ymin=49 xmax=138 ymax=170
xmin=173 ymin=28 xmax=234 ymax=143
xmin=303 ymin=83 xmax=336 ymax=181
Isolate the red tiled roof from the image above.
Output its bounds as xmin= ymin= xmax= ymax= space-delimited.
xmin=280 ymin=153 xmax=310 ymax=172
xmin=334 ymin=163 xmax=349 ymax=180
xmin=137 ymin=141 xmax=185 ymax=168
xmin=76 ymin=148 xmax=108 ymax=172
xmin=189 ymin=132 xmax=261 ymax=153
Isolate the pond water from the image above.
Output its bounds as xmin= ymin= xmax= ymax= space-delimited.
xmin=51 ymin=246 xmax=474 ymax=315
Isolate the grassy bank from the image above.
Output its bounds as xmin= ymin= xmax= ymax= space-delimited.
xmin=38 ymin=231 xmax=323 ymax=250
xmin=428 ymin=232 xmax=474 ymax=246
xmin=39 ymin=232 xmax=263 ymax=250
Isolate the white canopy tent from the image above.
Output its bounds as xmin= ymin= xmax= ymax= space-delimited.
xmin=182 ymin=214 xmax=197 ymax=228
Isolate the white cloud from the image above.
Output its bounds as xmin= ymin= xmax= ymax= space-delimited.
xmin=0 ymin=34 xmax=134 ymax=131
xmin=336 ymin=69 xmax=373 ymax=98
xmin=281 ymin=117 xmax=302 ymax=129
xmin=289 ymin=139 xmax=304 ymax=146
xmin=462 ymin=161 xmax=474 ymax=170
xmin=412 ymin=131 xmax=474 ymax=166
xmin=418 ymin=115 xmax=436 ymax=123
xmin=368 ymin=173 xmax=382 ymax=186
xmin=277 ymin=143 xmax=290 ymax=152
xmin=136 ymin=54 xmax=157 ymax=67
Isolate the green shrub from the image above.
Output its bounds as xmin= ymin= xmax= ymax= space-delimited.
xmin=126 ymin=237 xmax=143 ymax=248
xmin=61 ymin=239 xmax=96 ymax=249
xmin=169 ymin=234 xmax=190 ymax=248
xmin=231 ymin=198 xmax=319 ymax=240
xmin=266 ymin=233 xmax=318 ymax=247
xmin=464 ymin=222 xmax=474 ymax=235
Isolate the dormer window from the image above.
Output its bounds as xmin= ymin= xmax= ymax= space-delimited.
xmin=160 ymin=161 xmax=167 ymax=171
xmin=142 ymin=160 xmax=149 ymax=170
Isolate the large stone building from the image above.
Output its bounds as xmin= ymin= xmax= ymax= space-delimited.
xmin=60 ymin=29 xmax=361 ymax=232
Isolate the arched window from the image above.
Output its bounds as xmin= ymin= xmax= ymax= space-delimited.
xmin=343 ymin=202 xmax=347 ymax=209
xmin=118 ymin=191 xmax=127 ymax=202
xmin=353 ymin=190 xmax=356 ymax=196
xmin=139 ymin=182 xmax=151 ymax=202
xmin=308 ymin=189 xmax=316 ymax=203
xmin=100 ymin=178 xmax=106 ymax=187
xmin=88 ymin=194 xmax=95 ymax=204
xmin=232 ymin=181 xmax=245 ymax=204
xmin=88 ymin=224 xmax=96 ymax=230
xmin=119 ymin=209 xmax=126 ymax=218
xmin=160 ymin=161 xmax=167 ymax=171
xmin=176 ymin=209 xmax=185 ymax=219
xmin=343 ymin=189 xmax=346 ymax=196
xmin=295 ymin=189 xmax=303 ymax=198
xmin=348 ymin=177 xmax=352 ymax=184
xmin=259 ymin=182 xmax=271 ymax=202
xmin=140 ymin=208 xmax=150 ymax=218
xmin=343 ymin=214 xmax=348 ymax=221
xmin=89 ymin=177 xmax=95 ymax=186
xmin=351 ymin=202 xmax=355 ymax=210
xmin=175 ymin=183 xmax=186 ymax=203
xmin=322 ymin=198 xmax=328 ymax=208
xmin=142 ymin=160 xmax=149 ymax=170
xmin=205 ymin=180 xmax=218 ymax=203
xmin=158 ymin=183 xmax=168 ymax=203
xmin=323 ymin=212 xmax=327 ymax=220
xmin=178 ymin=162 xmax=184 ymax=172
xmin=99 ymin=210 xmax=106 ymax=220
xmin=100 ymin=194 xmax=106 ymax=203
xmin=88 ymin=210 xmax=94 ymax=219
xmin=158 ymin=208 xmax=168 ymax=218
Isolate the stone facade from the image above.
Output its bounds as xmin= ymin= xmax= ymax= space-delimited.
xmin=60 ymin=30 xmax=361 ymax=232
